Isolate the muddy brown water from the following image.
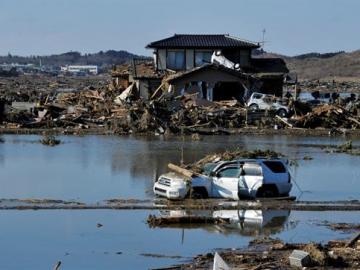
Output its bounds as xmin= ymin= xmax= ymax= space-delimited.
xmin=0 ymin=134 xmax=359 ymax=269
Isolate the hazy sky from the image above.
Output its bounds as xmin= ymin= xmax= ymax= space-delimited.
xmin=0 ymin=0 xmax=359 ymax=56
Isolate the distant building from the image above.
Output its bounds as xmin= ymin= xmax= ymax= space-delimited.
xmin=0 ymin=63 xmax=37 ymax=74
xmin=61 ymin=65 xmax=98 ymax=75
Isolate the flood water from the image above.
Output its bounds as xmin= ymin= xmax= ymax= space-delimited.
xmin=0 ymin=134 xmax=359 ymax=269
xmin=0 ymin=134 xmax=359 ymax=202
xmin=0 ymin=210 xmax=359 ymax=270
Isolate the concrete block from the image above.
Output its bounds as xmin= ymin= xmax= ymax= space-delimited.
xmin=213 ymin=252 xmax=230 ymax=270
xmin=289 ymin=250 xmax=311 ymax=267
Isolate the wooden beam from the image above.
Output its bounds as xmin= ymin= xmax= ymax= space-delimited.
xmin=167 ymin=163 xmax=194 ymax=179
xmin=275 ymin=115 xmax=293 ymax=128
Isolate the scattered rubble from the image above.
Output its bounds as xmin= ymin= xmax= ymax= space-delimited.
xmin=185 ymin=149 xmax=283 ymax=173
xmin=320 ymin=221 xmax=360 ymax=232
xmin=1 ymin=197 xmax=359 ymax=210
xmin=40 ymin=135 xmax=61 ymax=146
xmin=163 ymin=237 xmax=360 ymax=269
xmin=299 ymin=80 xmax=360 ymax=94
xmin=289 ymin=249 xmax=312 ymax=267
xmin=292 ymin=104 xmax=360 ymax=129
xmin=0 ymin=72 xmax=360 ymax=135
xmin=325 ymin=141 xmax=360 ymax=156
xmin=338 ymin=140 xmax=353 ymax=151
xmin=140 ymin=253 xmax=184 ymax=259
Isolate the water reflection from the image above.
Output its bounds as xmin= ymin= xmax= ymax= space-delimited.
xmin=156 ymin=209 xmax=293 ymax=238
xmin=0 ymin=210 xmax=357 ymax=270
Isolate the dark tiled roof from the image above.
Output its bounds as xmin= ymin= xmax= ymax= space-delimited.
xmin=167 ymin=64 xmax=253 ymax=84
xmin=147 ymin=34 xmax=260 ymax=49
xmin=248 ymin=58 xmax=289 ymax=74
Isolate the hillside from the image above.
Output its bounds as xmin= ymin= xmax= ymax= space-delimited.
xmin=0 ymin=50 xmax=143 ymax=67
xmin=1 ymin=49 xmax=359 ymax=81
xmin=255 ymin=50 xmax=360 ymax=81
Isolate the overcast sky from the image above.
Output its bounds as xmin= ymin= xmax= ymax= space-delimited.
xmin=0 ymin=0 xmax=359 ymax=57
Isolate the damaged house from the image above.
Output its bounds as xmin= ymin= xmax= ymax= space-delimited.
xmin=114 ymin=34 xmax=288 ymax=102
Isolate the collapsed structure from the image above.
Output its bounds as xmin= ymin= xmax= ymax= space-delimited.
xmin=113 ymin=34 xmax=288 ymax=102
xmin=0 ymin=34 xmax=359 ymax=134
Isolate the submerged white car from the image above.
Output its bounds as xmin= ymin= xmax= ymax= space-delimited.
xmin=153 ymin=159 xmax=292 ymax=200
xmin=246 ymin=92 xmax=289 ymax=117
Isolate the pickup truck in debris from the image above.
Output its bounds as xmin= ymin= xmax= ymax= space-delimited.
xmin=153 ymin=158 xmax=292 ymax=200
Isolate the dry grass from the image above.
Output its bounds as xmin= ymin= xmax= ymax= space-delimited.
xmin=285 ymin=50 xmax=360 ymax=80
xmin=259 ymin=50 xmax=360 ymax=80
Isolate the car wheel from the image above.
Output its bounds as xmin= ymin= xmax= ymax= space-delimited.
xmin=256 ymin=185 xmax=279 ymax=198
xmin=190 ymin=188 xmax=208 ymax=199
xmin=249 ymin=104 xmax=259 ymax=111
xmin=276 ymin=109 xmax=287 ymax=118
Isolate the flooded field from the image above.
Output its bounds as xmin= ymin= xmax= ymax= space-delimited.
xmin=0 ymin=134 xmax=359 ymax=202
xmin=0 ymin=134 xmax=359 ymax=269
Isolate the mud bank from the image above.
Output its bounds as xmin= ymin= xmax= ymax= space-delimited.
xmin=0 ymin=198 xmax=360 ymax=211
xmin=2 ymin=127 xmax=360 ymax=137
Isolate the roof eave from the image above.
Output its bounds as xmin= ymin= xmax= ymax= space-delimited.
xmin=167 ymin=64 xmax=253 ymax=84
xmin=146 ymin=45 xmax=260 ymax=49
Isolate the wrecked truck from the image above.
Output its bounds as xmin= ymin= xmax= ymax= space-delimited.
xmin=153 ymin=159 xmax=292 ymax=200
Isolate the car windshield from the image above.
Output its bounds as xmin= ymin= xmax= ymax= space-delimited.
xmin=203 ymin=163 xmax=218 ymax=176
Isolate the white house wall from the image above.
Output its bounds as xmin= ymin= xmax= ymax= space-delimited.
xmin=186 ymin=49 xmax=194 ymax=70
xmin=157 ymin=49 xmax=167 ymax=70
xmin=156 ymin=49 xmax=252 ymax=71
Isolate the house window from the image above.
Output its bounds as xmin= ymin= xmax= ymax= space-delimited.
xmin=195 ymin=51 xmax=212 ymax=67
xmin=167 ymin=50 xmax=185 ymax=70
xmin=240 ymin=50 xmax=250 ymax=66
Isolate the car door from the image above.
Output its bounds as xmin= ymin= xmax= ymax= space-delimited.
xmin=241 ymin=163 xmax=263 ymax=197
xmin=212 ymin=165 xmax=240 ymax=200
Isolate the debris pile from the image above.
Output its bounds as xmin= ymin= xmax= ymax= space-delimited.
xmin=293 ymin=104 xmax=360 ymax=129
xmin=40 ymin=135 xmax=61 ymax=146
xmin=1 ymin=73 xmax=360 ymax=134
xmin=174 ymin=237 xmax=360 ymax=269
xmin=299 ymin=79 xmax=360 ymax=93
xmin=186 ymin=149 xmax=283 ymax=173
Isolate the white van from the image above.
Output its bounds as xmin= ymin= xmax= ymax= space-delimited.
xmin=246 ymin=92 xmax=289 ymax=117
xmin=153 ymin=159 xmax=292 ymax=200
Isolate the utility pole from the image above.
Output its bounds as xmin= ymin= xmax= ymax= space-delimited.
xmin=262 ymin=28 xmax=266 ymax=49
